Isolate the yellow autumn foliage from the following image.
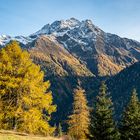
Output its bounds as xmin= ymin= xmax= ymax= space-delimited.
xmin=0 ymin=41 xmax=56 ymax=135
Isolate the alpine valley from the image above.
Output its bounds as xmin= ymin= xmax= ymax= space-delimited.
xmin=1 ymin=18 xmax=140 ymax=124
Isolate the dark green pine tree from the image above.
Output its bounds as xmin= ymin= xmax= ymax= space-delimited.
xmin=90 ymin=82 xmax=120 ymax=140
xmin=120 ymin=89 xmax=140 ymax=140
xmin=58 ymin=123 xmax=63 ymax=137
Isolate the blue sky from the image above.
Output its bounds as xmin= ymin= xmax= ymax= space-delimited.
xmin=0 ymin=0 xmax=140 ymax=41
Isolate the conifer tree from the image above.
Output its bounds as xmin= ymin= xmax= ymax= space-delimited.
xmin=68 ymin=87 xmax=90 ymax=140
xmin=90 ymin=82 xmax=120 ymax=140
xmin=120 ymin=89 xmax=140 ymax=140
xmin=58 ymin=123 xmax=63 ymax=137
xmin=0 ymin=41 xmax=56 ymax=135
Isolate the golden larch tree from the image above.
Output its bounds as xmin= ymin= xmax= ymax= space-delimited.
xmin=0 ymin=41 xmax=56 ymax=135
xmin=68 ymin=87 xmax=90 ymax=140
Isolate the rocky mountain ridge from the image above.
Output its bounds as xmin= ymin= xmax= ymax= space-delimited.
xmin=1 ymin=18 xmax=140 ymax=76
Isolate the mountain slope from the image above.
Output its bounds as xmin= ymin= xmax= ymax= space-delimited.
xmin=27 ymin=35 xmax=95 ymax=124
xmin=29 ymin=35 xmax=93 ymax=77
xmin=1 ymin=18 xmax=140 ymax=124
xmin=106 ymin=61 xmax=140 ymax=119
xmin=1 ymin=18 xmax=140 ymax=77
xmin=31 ymin=18 xmax=140 ymax=76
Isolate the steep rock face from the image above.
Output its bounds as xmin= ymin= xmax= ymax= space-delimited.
xmin=1 ymin=18 xmax=140 ymax=76
xmin=31 ymin=18 xmax=140 ymax=76
xmin=29 ymin=35 xmax=93 ymax=77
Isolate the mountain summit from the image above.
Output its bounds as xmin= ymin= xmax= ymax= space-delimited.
xmin=31 ymin=18 xmax=140 ymax=76
xmin=1 ymin=18 xmax=140 ymax=76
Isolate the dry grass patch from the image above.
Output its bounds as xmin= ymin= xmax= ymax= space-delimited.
xmin=0 ymin=130 xmax=59 ymax=140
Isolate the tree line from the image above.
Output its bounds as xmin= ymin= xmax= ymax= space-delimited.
xmin=0 ymin=41 xmax=140 ymax=139
xmin=67 ymin=83 xmax=140 ymax=140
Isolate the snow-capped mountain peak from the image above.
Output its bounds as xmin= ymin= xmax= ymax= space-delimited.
xmin=0 ymin=35 xmax=11 ymax=45
xmin=50 ymin=18 xmax=80 ymax=30
xmin=30 ymin=18 xmax=101 ymax=51
xmin=34 ymin=24 xmax=50 ymax=35
xmin=31 ymin=18 xmax=102 ymax=39
xmin=1 ymin=18 xmax=140 ymax=58
xmin=0 ymin=35 xmax=34 ymax=46
xmin=32 ymin=18 xmax=81 ymax=36
xmin=0 ymin=34 xmax=10 ymax=39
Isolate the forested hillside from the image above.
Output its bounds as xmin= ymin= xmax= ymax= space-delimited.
xmin=107 ymin=61 xmax=140 ymax=119
xmin=0 ymin=41 xmax=140 ymax=140
xmin=1 ymin=19 xmax=140 ymax=139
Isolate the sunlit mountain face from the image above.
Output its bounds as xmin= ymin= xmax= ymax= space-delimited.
xmin=1 ymin=18 xmax=140 ymax=124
